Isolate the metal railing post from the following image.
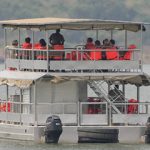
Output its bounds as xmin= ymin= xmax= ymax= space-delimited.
xmin=6 ymin=84 xmax=8 ymax=123
xmin=4 ymin=28 xmax=7 ymax=69
xmin=77 ymin=101 xmax=80 ymax=126
xmin=109 ymin=102 xmax=112 ymax=126
xmin=32 ymin=30 xmax=34 ymax=71
xmin=140 ymin=24 xmax=143 ymax=72
xmin=19 ymin=89 xmax=22 ymax=124
xmin=46 ymin=30 xmax=49 ymax=72
xmin=33 ymin=82 xmax=37 ymax=126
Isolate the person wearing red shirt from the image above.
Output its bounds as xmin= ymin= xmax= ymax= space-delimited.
xmin=22 ymin=37 xmax=32 ymax=49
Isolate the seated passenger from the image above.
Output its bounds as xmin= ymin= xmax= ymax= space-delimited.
xmin=84 ymin=37 xmax=95 ymax=60
xmin=101 ymin=38 xmax=110 ymax=49
xmin=101 ymin=39 xmax=110 ymax=60
xmin=22 ymin=37 xmax=32 ymax=49
xmin=123 ymin=44 xmax=136 ymax=60
xmin=90 ymin=40 xmax=102 ymax=60
xmin=49 ymin=29 xmax=65 ymax=50
xmin=38 ymin=39 xmax=47 ymax=49
xmin=33 ymin=43 xmax=40 ymax=49
xmin=36 ymin=39 xmax=47 ymax=60
xmin=9 ymin=40 xmax=18 ymax=59
xmin=85 ymin=37 xmax=95 ymax=49
xmin=21 ymin=37 xmax=32 ymax=59
xmin=12 ymin=40 xmax=18 ymax=47
xmin=106 ymin=39 xmax=119 ymax=60
xmin=109 ymin=39 xmax=118 ymax=49
xmin=95 ymin=40 xmax=101 ymax=48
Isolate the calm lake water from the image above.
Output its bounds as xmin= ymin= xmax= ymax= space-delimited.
xmin=0 ymin=64 xmax=150 ymax=149
xmin=0 ymin=139 xmax=150 ymax=150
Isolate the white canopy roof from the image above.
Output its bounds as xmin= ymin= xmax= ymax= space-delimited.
xmin=0 ymin=70 xmax=149 ymax=88
xmin=0 ymin=70 xmax=46 ymax=88
xmin=0 ymin=17 xmax=146 ymax=32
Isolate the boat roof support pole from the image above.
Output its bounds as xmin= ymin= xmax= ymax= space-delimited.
xmin=79 ymin=101 xmax=82 ymax=126
xmin=32 ymin=30 xmax=35 ymax=67
xmin=19 ymin=89 xmax=22 ymax=125
xmin=137 ymin=85 xmax=140 ymax=103
xmin=33 ymin=81 xmax=37 ymax=126
xmin=29 ymin=87 xmax=32 ymax=112
xmin=77 ymin=101 xmax=80 ymax=126
xmin=107 ymin=81 xmax=112 ymax=126
xmin=46 ymin=30 xmax=49 ymax=72
xmin=6 ymin=84 xmax=8 ymax=123
xmin=125 ymin=30 xmax=127 ymax=49
xmin=140 ymin=24 xmax=143 ymax=72
xmin=122 ymin=83 xmax=127 ymax=113
xmin=4 ymin=28 xmax=7 ymax=69
xmin=96 ymin=30 xmax=99 ymax=40
xmin=110 ymin=30 xmax=113 ymax=39
xmin=32 ymin=30 xmax=34 ymax=50
xmin=108 ymin=81 xmax=111 ymax=93
xmin=108 ymin=102 xmax=112 ymax=126
xmin=122 ymin=83 xmax=125 ymax=96
xmin=137 ymin=85 xmax=140 ymax=114
xmin=18 ymin=28 xmax=21 ymax=48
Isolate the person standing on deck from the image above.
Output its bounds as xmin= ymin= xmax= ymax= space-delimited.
xmin=49 ymin=29 xmax=65 ymax=60
xmin=49 ymin=29 xmax=65 ymax=49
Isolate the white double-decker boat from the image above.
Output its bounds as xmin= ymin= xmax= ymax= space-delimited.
xmin=0 ymin=17 xmax=149 ymax=143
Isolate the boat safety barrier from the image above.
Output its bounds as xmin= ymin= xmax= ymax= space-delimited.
xmin=5 ymin=47 xmax=141 ymax=73
xmin=79 ymin=101 xmax=150 ymax=126
xmin=0 ymin=99 xmax=77 ymax=126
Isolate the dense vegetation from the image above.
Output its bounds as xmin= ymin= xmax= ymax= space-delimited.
xmin=0 ymin=0 xmax=150 ymax=62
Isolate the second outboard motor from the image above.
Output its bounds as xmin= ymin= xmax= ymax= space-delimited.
xmin=45 ymin=115 xmax=62 ymax=143
xmin=145 ymin=117 xmax=150 ymax=143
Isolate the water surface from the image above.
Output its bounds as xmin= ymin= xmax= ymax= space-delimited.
xmin=0 ymin=139 xmax=149 ymax=150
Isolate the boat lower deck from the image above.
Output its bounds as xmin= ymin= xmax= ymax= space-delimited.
xmin=0 ymin=124 xmax=146 ymax=144
xmin=60 ymin=126 xmax=146 ymax=144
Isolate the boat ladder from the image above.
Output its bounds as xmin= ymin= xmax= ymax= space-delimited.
xmin=88 ymin=80 xmax=122 ymax=114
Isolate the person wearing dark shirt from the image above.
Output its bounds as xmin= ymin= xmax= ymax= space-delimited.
xmin=49 ymin=29 xmax=65 ymax=47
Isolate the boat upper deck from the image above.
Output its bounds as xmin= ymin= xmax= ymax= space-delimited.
xmin=5 ymin=46 xmax=142 ymax=74
xmin=0 ymin=17 xmax=148 ymax=75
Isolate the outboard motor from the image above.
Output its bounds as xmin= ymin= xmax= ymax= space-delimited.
xmin=145 ymin=117 xmax=150 ymax=143
xmin=45 ymin=115 xmax=62 ymax=143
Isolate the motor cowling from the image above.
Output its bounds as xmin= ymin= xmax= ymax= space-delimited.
xmin=45 ymin=115 xmax=62 ymax=143
xmin=145 ymin=117 xmax=150 ymax=143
